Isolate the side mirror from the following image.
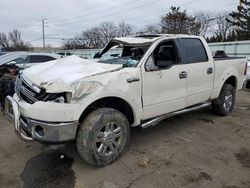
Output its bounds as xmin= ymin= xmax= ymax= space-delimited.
xmin=94 ymin=52 xmax=101 ymax=59
xmin=145 ymin=55 xmax=159 ymax=71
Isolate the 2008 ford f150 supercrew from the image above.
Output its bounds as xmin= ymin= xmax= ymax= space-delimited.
xmin=5 ymin=34 xmax=248 ymax=166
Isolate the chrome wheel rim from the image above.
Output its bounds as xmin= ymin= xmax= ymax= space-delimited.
xmin=94 ymin=122 xmax=123 ymax=156
xmin=223 ymin=91 xmax=233 ymax=111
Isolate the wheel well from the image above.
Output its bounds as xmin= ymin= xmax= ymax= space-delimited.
xmin=79 ymin=97 xmax=135 ymax=125
xmin=224 ymin=76 xmax=237 ymax=88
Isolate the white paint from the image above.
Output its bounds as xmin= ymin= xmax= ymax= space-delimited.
xmin=15 ymin=36 xmax=247 ymax=128
xmin=247 ymin=61 xmax=250 ymax=81
xmin=113 ymin=37 xmax=158 ymax=45
xmin=23 ymin=55 xmax=123 ymax=91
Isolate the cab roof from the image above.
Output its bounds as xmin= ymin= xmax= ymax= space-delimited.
xmin=113 ymin=34 xmax=199 ymax=45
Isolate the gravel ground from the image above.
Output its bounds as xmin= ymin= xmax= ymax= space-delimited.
xmin=0 ymin=90 xmax=249 ymax=188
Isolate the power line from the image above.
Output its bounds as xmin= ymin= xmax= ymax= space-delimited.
xmin=21 ymin=0 xmax=238 ymax=45
xmin=49 ymin=0 xmax=201 ymax=25
xmin=33 ymin=0 xmax=203 ymax=37
xmin=14 ymin=0 xmax=117 ymax=30
xmin=44 ymin=0 xmax=203 ymax=34
xmin=27 ymin=37 xmax=43 ymax=42
xmin=53 ymin=0 xmax=171 ymax=27
xmin=48 ymin=0 xmax=117 ymax=20
xmin=49 ymin=0 xmax=145 ymax=25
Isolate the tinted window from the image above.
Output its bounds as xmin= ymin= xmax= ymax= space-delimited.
xmin=12 ymin=58 xmax=25 ymax=64
xmin=29 ymin=55 xmax=56 ymax=63
xmin=179 ymin=38 xmax=208 ymax=63
xmin=153 ymin=41 xmax=178 ymax=68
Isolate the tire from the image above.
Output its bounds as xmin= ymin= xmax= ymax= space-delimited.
xmin=246 ymin=80 xmax=250 ymax=88
xmin=76 ymin=108 xmax=130 ymax=167
xmin=211 ymin=84 xmax=235 ymax=116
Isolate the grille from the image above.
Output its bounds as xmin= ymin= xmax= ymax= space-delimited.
xmin=15 ymin=75 xmax=39 ymax=104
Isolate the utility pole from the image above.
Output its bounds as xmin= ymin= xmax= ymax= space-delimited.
xmin=42 ymin=19 xmax=46 ymax=50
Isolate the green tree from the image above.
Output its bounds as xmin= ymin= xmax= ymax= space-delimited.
xmin=161 ymin=6 xmax=200 ymax=34
xmin=226 ymin=0 xmax=250 ymax=40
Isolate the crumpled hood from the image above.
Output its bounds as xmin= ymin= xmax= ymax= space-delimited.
xmin=23 ymin=55 xmax=122 ymax=93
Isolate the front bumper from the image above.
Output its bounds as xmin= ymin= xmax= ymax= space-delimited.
xmin=4 ymin=96 xmax=78 ymax=144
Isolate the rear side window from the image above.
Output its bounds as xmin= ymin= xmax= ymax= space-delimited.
xmin=29 ymin=55 xmax=56 ymax=63
xmin=12 ymin=58 xmax=25 ymax=64
xmin=179 ymin=38 xmax=208 ymax=63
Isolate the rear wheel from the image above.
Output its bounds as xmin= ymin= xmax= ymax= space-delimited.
xmin=76 ymin=108 xmax=130 ymax=167
xmin=211 ymin=84 xmax=235 ymax=116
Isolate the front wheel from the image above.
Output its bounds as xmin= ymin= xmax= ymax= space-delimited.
xmin=76 ymin=108 xmax=130 ymax=167
xmin=211 ymin=84 xmax=235 ymax=116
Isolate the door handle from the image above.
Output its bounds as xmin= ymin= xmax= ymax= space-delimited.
xmin=207 ymin=67 xmax=213 ymax=74
xmin=179 ymin=71 xmax=187 ymax=79
xmin=127 ymin=77 xmax=140 ymax=83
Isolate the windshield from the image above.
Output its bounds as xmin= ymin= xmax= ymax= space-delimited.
xmin=97 ymin=44 xmax=150 ymax=67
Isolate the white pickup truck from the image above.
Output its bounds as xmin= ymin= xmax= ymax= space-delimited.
xmin=5 ymin=34 xmax=248 ymax=166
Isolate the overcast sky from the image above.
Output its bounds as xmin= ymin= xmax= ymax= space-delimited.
xmin=0 ymin=0 xmax=238 ymax=47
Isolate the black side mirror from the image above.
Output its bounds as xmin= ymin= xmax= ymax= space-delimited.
xmin=94 ymin=52 xmax=101 ymax=59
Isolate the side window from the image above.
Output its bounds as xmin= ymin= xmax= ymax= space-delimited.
xmin=12 ymin=58 xmax=25 ymax=64
xmin=29 ymin=55 xmax=56 ymax=63
xmin=153 ymin=41 xmax=177 ymax=69
xmin=179 ymin=38 xmax=208 ymax=63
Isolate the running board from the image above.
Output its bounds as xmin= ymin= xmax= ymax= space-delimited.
xmin=140 ymin=102 xmax=211 ymax=129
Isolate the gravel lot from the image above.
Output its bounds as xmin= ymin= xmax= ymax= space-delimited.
xmin=0 ymin=90 xmax=249 ymax=188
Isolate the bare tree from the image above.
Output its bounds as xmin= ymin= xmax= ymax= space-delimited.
xmin=82 ymin=27 xmax=103 ymax=48
xmin=210 ymin=12 xmax=232 ymax=42
xmin=98 ymin=22 xmax=117 ymax=46
xmin=193 ymin=12 xmax=213 ymax=36
xmin=0 ymin=30 xmax=32 ymax=51
xmin=117 ymin=21 xmax=134 ymax=37
xmin=0 ymin=32 xmax=10 ymax=48
xmin=141 ymin=24 xmax=161 ymax=34
xmin=62 ymin=21 xmax=134 ymax=49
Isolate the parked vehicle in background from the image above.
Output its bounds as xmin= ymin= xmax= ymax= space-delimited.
xmin=5 ymin=34 xmax=247 ymax=167
xmin=0 ymin=52 xmax=7 ymax=56
xmin=0 ymin=52 xmax=60 ymax=69
xmin=57 ymin=52 xmax=73 ymax=57
xmin=0 ymin=52 xmax=60 ymax=110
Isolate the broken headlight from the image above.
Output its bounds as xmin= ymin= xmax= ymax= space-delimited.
xmin=43 ymin=92 xmax=72 ymax=103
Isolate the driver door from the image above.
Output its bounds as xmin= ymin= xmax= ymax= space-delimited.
xmin=141 ymin=40 xmax=188 ymax=120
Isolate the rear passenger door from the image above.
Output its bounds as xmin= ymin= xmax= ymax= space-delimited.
xmin=178 ymin=38 xmax=214 ymax=106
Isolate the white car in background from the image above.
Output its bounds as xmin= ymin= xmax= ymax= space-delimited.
xmin=0 ymin=52 xmax=61 ymax=69
xmin=0 ymin=52 xmax=61 ymax=109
